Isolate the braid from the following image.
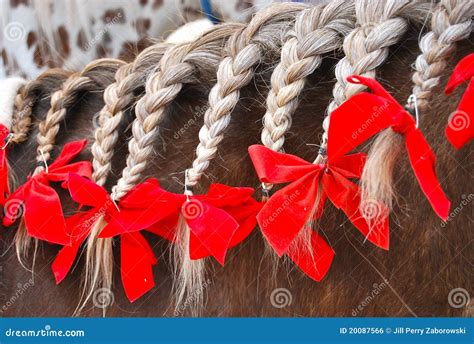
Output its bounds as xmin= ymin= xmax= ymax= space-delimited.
xmin=111 ymin=46 xmax=195 ymax=199
xmin=413 ymin=0 xmax=473 ymax=111
xmin=311 ymin=0 xmax=428 ymax=162
xmin=79 ymin=24 xmax=239 ymax=314
xmin=261 ymin=0 xmax=356 ymax=152
xmin=15 ymin=59 xmax=121 ymax=262
xmin=111 ymin=25 xmax=238 ymax=200
xmin=10 ymin=69 xmax=70 ymax=145
xmin=33 ymin=59 xmax=123 ymax=176
xmin=171 ymin=4 xmax=304 ymax=314
xmin=360 ymin=0 xmax=473 ymax=212
xmin=328 ymin=0 xmax=427 ymax=115
xmin=186 ymin=3 xmax=304 ymax=186
xmin=11 ymin=91 xmax=31 ymax=145
xmin=91 ymin=44 xmax=171 ymax=187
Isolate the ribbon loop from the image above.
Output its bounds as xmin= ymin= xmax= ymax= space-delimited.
xmin=3 ymin=140 xmax=92 ymax=245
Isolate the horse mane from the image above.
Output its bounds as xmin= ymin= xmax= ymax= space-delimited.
xmin=1 ymin=0 xmax=472 ymax=317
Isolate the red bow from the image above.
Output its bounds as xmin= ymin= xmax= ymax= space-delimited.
xmin=52 ymin=175 xmax=261 ymax=301
xmin=327 ymin=75 xmax=451 ymax=221
xmin=0 ymin=125 xmax=11 ymax=206
xmin=101 ymin=182 xmax=261 ymax=265
xmin=249 ymin=144 xmax=388 ymax=281
xmin=105 ymin=182 xmax=261 ymax=266
xmin=3 ymin=140 xmax=91 ymax=245
xmin=445 ymin=53 xmax=473 ymax=149
xmin=182 ymin=184 xmax=262 ymax=265
xmin=52 ymin=174 xmax=177 ymax=302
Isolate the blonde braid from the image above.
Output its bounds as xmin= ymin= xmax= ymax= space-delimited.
xmin=33 ymin=59 xmax=123 ymax=176
xmin=15 ymin=59 xmax=121 ymax=261
xmin=91 ymin=44 xmax=172 ymax=187
xmin=361 ymin=0 xmax=473 ymax=212
xmin=111 ymin=25 xmax=239 ymax=200
xmin=11 ymin=91 xmax=31 ymax=145
xmin=10 ymin=69 xmax=70 ymax=145
xmin=261 ymin=0 xmax=356 ymax=152
xmin=186 ymin=3 xmax=305 ymax=186
xmin=79 ymin=24 xmax=240 ymax=314
xmin=328 ymin=0 xmax=428 ymax=115
xmin=313 ymin=0 xmax=428 ymax=162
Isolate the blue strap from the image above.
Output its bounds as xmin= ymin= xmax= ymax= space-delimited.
xmin=200 ymin=0 xmax=220 ymax=24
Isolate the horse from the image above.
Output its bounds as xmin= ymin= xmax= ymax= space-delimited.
xmin=0 ymin=0 xmax=472 ymax=317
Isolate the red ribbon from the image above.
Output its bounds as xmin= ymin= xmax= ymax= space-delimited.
xmin=248 ymin=144 xmax=388 ymax=281
xmin=0 ymin=125 xmax=10 ymax=206
xmin=52 ymin=174 xmax=260 ymax=302
xmin=104 ymin=182 xmax=261 ymax=266
xmin=445 ymin=53 xmax=473 ymax=149
xmin=3 ymin=140 xmax=92 ymax=245
xmin=183 ymin=184 xmax=262 ymax=265
xmin=52 ymin=174 xmax=169 ymax=302
xmin=327 ymin=75 xmax=451 ymax=221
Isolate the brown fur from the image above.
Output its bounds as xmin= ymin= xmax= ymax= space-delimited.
xmin=0 ymin=32 xmax=472 ymax=317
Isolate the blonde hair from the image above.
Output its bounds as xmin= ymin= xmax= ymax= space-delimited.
xmin=78 ymin=44 xmax=173 ymax=314
xmin=174 ymin=3 xmax=306 ymax=314
xmin=7 ymin=0 xmax=469 ymax=316
xmin=81 ymin=23 xmax=242 ymax=314
xmin=186 ymin=3 xmax=305 ymax=186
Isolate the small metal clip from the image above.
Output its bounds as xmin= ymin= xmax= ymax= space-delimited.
xmin=261 ymin=183 xmax=271 ymax=199
xmin=407 ymin=94 xmax=420 ymax=128
xmin=184 ymin=169 xmax=194 ymax=200
xmin=39 ymin=149 xmax=49 ymax=173
xmin=1 ymin=133 xmax=14 ymax=150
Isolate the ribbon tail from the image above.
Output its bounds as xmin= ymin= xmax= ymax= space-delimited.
xmin=323 ymin=172 xmax=389 ymax=250
xmin=23 ymin=180 xmax=70 ymax=245
xmin=52 ymin=213 xmax=92 ymax=284
xmin=406 ymin=130 xmax=451 ymax=220
xmin=185 ymin=202 xmax=238 ymax=266
xmin=2 ymin=184 xmax=25 ymax=226
xmin=286 ymin=229 xmax=334 ymax=282
xmin=121 ymin=232 xmax=157 ymax=302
